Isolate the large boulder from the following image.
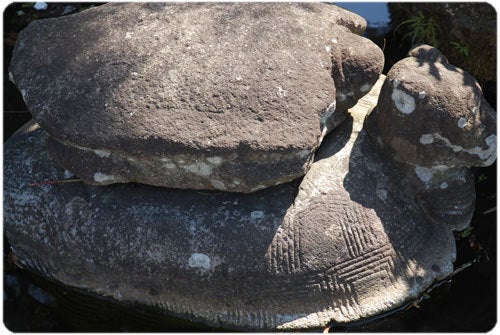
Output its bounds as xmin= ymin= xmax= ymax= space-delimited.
xmin=4 ymin=76 xmax=456 ymax=330
xmin=8 ymin=2 xmax=384 ymax=192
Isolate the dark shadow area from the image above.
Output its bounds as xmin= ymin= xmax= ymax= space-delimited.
xmin=314 ymin=114 xmax=354 ymax=162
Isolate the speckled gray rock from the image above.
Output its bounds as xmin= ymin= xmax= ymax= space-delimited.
xmin=8 ymin=2 xmax=383 ymax=192
xmin=366 ymin=45 xmax=497 ymax=230
xmin=5 ymin=76 xmax=456 ymax=330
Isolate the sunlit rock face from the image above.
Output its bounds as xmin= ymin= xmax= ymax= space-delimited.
xmin=366 ymin=45 xmax=496 ymax=230
xmin=4 ymin=77 xmax=457 ymax=330
xmin=8 ymin=2 xmax=383 ymax=192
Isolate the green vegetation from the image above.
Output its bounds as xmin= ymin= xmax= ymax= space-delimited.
xmin=394 ymin=11 xmax=440 ymax=47
xmin=458 ymin=226 xmax=474 ymax=239
xmin=449 ymin=41 xmax=470 ymax=57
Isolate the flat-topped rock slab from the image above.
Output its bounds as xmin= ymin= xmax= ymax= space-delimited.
xmin=9 ymin=2 xmax=383 ymax=192
xmin=5 ymin=76 xmax=456 ymax=330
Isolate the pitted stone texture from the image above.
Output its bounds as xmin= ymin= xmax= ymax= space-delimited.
xmin=366 ymin=45 xmax=496 ymax=231
xmin=9 ymin=2 xmax=383 ymax=192
xmin=371 ymin=45 xmax=496 ymax=168
xmin=5 ymin=77 xmax=456 ymax=330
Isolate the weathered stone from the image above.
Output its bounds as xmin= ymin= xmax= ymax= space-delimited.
xmin=366 ymin=45 xmax=497 ymax=230
xmin=9 ymin=2 xmax=383 ymax=192
xmin=5 ymin=76 xmax=456 ymax=330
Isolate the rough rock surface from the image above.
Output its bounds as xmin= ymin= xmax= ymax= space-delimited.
xmin=5 ymin=76 xmax=456 ymax=330
xmin=9 ymin=2 xmax=384 ymax=192
xmin=366 ymin=45 xmax=497 ymax=230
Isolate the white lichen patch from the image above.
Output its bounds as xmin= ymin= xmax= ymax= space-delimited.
xmin=93 ymin=172 xmax=116 ymax=183
xmin=94 ymin=149 xmax=111 ymax=158
xmin=188 ymin=253 xmax=211 ymax=270
xmin=418 ymin=91 xmax=426 ymax=99
xmin=210 ymin=179 xmax=225 ymax=190
xmin=464 ymin=134 xmax=497 ymax=165
xmin=360 ymin=83 xmax=372 ymax=92
xmin=391 ymin=88 xmax=415 ymax=114
xmin=419 ymin=134 xmax=434 ymax=145
xmin=184 ymin=161 xmax=213 ymax=176
xmin=336 ymin=92 xmax=347 ymax=102
xmin=297 ymin=149 xmax=310 ymax=159
xmin=414 ymin=166 xmax=433 ymax=183
xmin=433 ymin=133 xmax=497 ymax=164
xmin=457 ymin=117 xmax=467 ymax=128
xmin=376 ymin=188 xmax=388 ymax=201
xmin=206 ymin=156 xmax=223 ymax=165
xmin=160 ymin=158 xmax=176 ymax=169
xmin=64 ymin=170 xmax=75 ymax=179
xmin=250 ymin=210 xmax=265 ymax=219
xmin=276 ymin=86 xmax=287 ymax=98
xmin=433 ymin=134 xmax=463 ymax=152
xmin=250 ymin=184 xmax=266 ymax=192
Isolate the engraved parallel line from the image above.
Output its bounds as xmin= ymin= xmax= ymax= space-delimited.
xmin=345 ymin=206 xmax=365 ymax=254
xmin=330 ymin=276 xmax=346 ymax=316
xmin=345 ymin=282 xmax=361 ymax=316
xmin=283 ymin=229 xmax=290 ymax=273
xmin=288 ymin=221 xmax=296 ymax=273
xmin=330 ymin=243 xmax=392 ymax=271
xmin=338 ymin=253 xmax=392 ymax=279
xmin=340 ymin=257 xmax=393 ymax=281
xmin=351 ymin=221 xmax=366 ymax=255
xmin=353 ymin=205 xmax=371 ymax=251
xmin=341 ymin=263 xmax=392 ymax=284
xmin=385 ymin=257 xmax=397 ymax=286
xmin=294 ymin=222 xmax=302 ymax=272
xmin=337 ymin=280 xmax=353 ymax=319
xmin=340 ymin=221 xmax=356 ymax=258
xmin=277 ymin=229 xmax=284 ymax=273
xmin=359 ymin=216 xmax=375 ymax=249
xmin=343 ymin=206 xmax=360 ymax=256
xmin=341 ymin=207 xmax=361 ymax=256
xmin=270 ymin=235 xmax=278 ymax=273
xmin=361 ymin=207 xmax=378 ymax=247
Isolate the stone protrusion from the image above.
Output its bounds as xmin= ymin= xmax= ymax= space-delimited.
xmin=367 ymin=45 xmax=496 ymax=230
